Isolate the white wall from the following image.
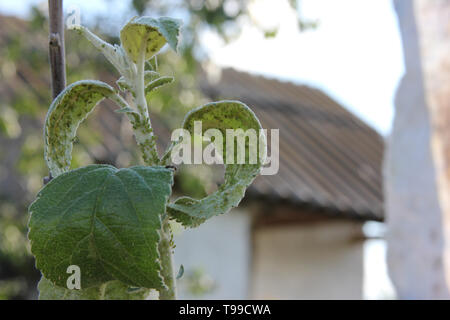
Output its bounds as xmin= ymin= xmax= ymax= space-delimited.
xmin=251 ymin=220 xmax=364 ymax=299
xmin=173 ymin=209 xmax=251 ymax=299
xmin=174 ymin=209 xmax=366 ymax=299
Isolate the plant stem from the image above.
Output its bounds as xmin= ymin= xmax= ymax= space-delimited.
xmin=158 ymin=220 xmax=177 ymax=300
xmin=131 ymin=42 xmax=177 ymax=299
xmin=132 ymin=41 xmax=160 ymax=165
xmin=135 ymin=42 xmax=149 ymax=119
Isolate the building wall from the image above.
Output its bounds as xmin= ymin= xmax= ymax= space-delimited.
xmin=174 ymin=206 xmax=365 ymax=300
xmin=251 ymin=220 xmax=365 ymax=299
xmin=173 ymin=208 xmax=251 ymax=299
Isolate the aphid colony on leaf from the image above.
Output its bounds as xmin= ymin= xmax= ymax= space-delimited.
xmin=28 ymin=16 xmax=265 ymax=300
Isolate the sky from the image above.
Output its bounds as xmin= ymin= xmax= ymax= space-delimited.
xmin=0 ymin=0 xmax=404 ymax=134
xmin=202 ymin=0 xmax=405 ymax=134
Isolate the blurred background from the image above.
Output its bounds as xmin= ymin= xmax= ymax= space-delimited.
xmin=0 ymin=0 xmax=441 ymax=300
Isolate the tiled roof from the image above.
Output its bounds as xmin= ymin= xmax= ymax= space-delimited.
xmin=201 ymin=68 xmax=384 ymax=221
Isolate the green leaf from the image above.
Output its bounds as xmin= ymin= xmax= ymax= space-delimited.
xmin=29 ymin=164 xmax=174 ymax=289
xmin=145 ymin=76 xmax=174 ymax=95
xmin=115 ymin=106 xmax=140 ymax=116
xmin=117 ymin=71 xmax=160 ymax=92
xmin=167 ymin=101 xmax=265 ymax=227
xmin=44 ymin=80 xmax=117 ymax=177
xmin=38 ymin=277 xmax=150 ymax=300
xmin=116 ymin=76 xmax=131 ymax=92
xmin=144 ymin=70 xmax=161 ymax=83
xmin=120 ymin=16 xmax=182 ymax=63
xmin=38 ymin=277 xmax=99 ymax=300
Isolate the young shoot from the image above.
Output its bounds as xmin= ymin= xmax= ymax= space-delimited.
xmin=28 ymin=16 xmax=265 ymax=300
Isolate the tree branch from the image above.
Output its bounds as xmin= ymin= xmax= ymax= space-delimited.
xmin=48 ymin=0 xmax=66 ymax=99
xmin=46 ymin=0 xmax=66 ymax=183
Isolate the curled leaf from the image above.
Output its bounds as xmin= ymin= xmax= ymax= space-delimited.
xmin=167 ymin=101 xmax=265 ymax=227
xmin=44 ymin=80 xmax=116 ymax=177
xmin=120 ymin=16 xmax=182 ymax=63
xmin=29 ymin=165 xmax=174 ymax=289
xmin=145 ymin=76 xmax=174 ymax=95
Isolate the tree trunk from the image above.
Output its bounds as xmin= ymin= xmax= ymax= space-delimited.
xmin=415 ymin=0 xmax=450 ymax=294
xmin=386 ymin=0 xmax=450 ymax=299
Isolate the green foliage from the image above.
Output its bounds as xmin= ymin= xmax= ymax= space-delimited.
xmin=181 ymin=266 xmax=216 ymax=297
xmin=37 ymin=277 xmax=150 ymax=300
xmin=29 ymin=165 xmax=173 ymax=289
xmin=0 ymin=2 xmax=273 ymax=299
xmin=132 ymin=0 xmax=147 ymax=15
xmin=167 ymin=101 xmax=264 ymax=227
xmin=25 ymin=12 xmax=264 ymax=300
xmin=44 ymin=81 xmax=116 ymax=177
xmin=145 ymin=76 xmax=174 ymax=95
xmin=120 ymin=16 xmax=181 ymax=63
